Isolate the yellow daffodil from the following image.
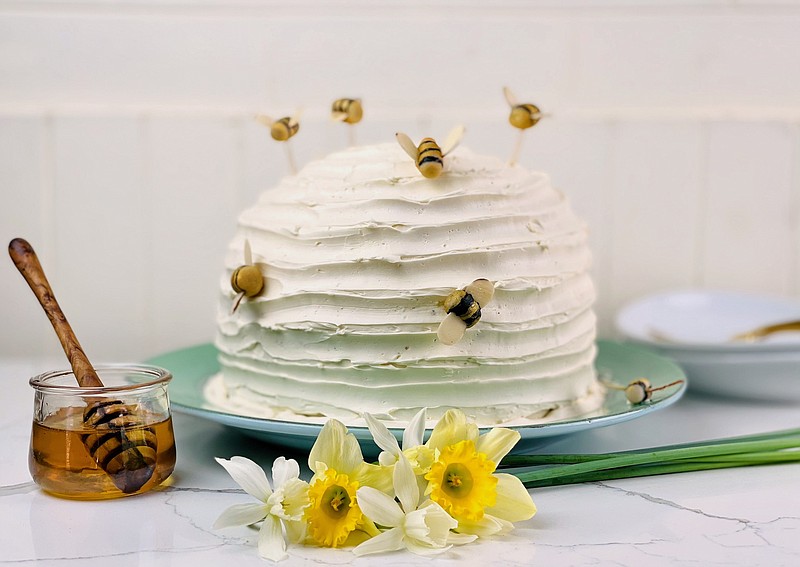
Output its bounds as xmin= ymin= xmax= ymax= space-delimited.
xmin=214 ymin=456 xmax=309 ymax=562
xmin=305 ymin=419 xmax=391 ymax=548
xmin=354 ymin=454 xmax=476 ymax=557
xmin=423 ymin=409 xmax=537 ymax=536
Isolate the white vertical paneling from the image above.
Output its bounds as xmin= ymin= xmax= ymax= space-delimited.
xmin=701 ymin=122 xmax=795 ymax=294
xmin=525 ymin=120 xmax=616 ymax=337
xmin=51 ymin=116 xmax=149 ymax=362
xmin=146 ymin=116 xmax=239 ymax=354
xmin=790 ymin=123 xmax=800 ymax=297
xmin=0 ymin=116 xmax=49 ymax=357
xmin=609 ymin=121 xmax=704 ymax=310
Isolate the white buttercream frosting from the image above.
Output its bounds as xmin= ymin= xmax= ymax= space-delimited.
xmin=213 ymin=143 xmax=603 ymax=426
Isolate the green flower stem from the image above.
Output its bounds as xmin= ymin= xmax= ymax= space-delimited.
xmin=518 ymin=458 xmax=797 ymax=488
xmin=511 ymin=437 xmax=800 ymax=485
xmin=500 ymin=429 xmax=800 ymax=468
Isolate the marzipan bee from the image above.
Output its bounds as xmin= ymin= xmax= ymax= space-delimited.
xmin=602 ymin=377 xmax=685 ymax=404
xmin=230 ymin=239 xmax=266 ymax=313
xmin=503 ymin=86 xmax=544 ymax=130
xmin=256 ymin=113 xmax=300 ymax=141
xmin=395 ymin=125 xmax=465 ymax=179
xmin=437 ymin=278 xmax=495 ymax=346
xmin=331 ymin=98 xmax=363 ymax=124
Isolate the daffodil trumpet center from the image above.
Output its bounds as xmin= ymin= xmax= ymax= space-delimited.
xmin=306 ymin=468 xmax=362 ymax=547
xmin=444 ymin=463 xmax=474 ymax=496
xmin=321 ymin=484 xmax=351 ymax=519
xmin=425 ymin=440 xmax=498 ymax=523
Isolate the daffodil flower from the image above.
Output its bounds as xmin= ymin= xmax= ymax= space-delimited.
xmin=354 ymin=454 xmax=477 ymax=557
xmin=423 ymin=409 xmax=537 ymax=537
xmin=214 ymin=456 xmax=310 ymax=562
xmin=305 ymin=419 xmax=392 ymax=548
xmin=364 ymin=409 xmax=435 ymax=477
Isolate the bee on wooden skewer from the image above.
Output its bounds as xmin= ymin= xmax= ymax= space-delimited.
xmin=604 ymin=377 xmax=686 ymax=404
xmin=331 ymin=98 xmax=363 ymax=147
xmin=396 ymin=125 xmax=465 ymax=179
xmin=256 ymin=112 xmax=301 ymax=174
xmin=437 ymin=278 xmax=495 ymax=346
xmin=230 ymin=239 xmax=266 ymax=314
xmin=503 ymin=87 xmax=547 ymax=165
xmin=82 ymin=399 xmax=158 ymax=493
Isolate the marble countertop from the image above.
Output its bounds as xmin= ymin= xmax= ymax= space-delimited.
xmin=1 ymin=356 xmax=798 ymax=567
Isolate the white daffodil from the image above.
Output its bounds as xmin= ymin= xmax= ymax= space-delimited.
xmin=214 ymin=456 xmax=309 ymax=562
xmin=423 ymin=409 xmax=537 ymax=537
xmin=354 ymin=454 xmax=476 ymax=557
xmin=364 ymin=409 xmax=435 ymax=477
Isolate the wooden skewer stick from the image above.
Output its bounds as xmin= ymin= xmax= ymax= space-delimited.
xmin=9 ymin=238 xmax=156 ymax=493
xmin=509 ymin=129 xmax=525 ymax=166
xmin=8 ymin=238 xmax=103 ymax=388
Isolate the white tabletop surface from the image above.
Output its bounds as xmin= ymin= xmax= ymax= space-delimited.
xmin=1 ymin=356 xmax=798 ymax=567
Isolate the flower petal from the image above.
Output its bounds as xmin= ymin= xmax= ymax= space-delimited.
xmin=257 ymin=514 xmax=287 ymax=562
xmin=405 ymin=540 xmax=453 ymax=557
xmin=364 ymin=413 xmax=401 ymax=457
xmin=356 ymin=486 xmax=404 ymax=528
xmin=213 ymin=502 xmax=268 ymax=529
xmin=357 ymin=461 xmax=394 ymax=494
xmin=447 ymin=531 xmax=478 ymax=546
xmin=456 ymin=513 xmax=514 ymax=537
xmin=486 ymin=473 xmax=537 ymax=522
xmin=215 ymin=456 xmax=272 ymax=502
xmin=308 ymin=419 xmax=364 ymax=476
xmin=476 ymin=428 xmax=521 ymax=465
xmin=271 ymin=456 xmax=300 ymax=490
xmin=352 ymin=527 xmax=405 ymax=556
xmin=402 ymin=408 xmax=427 ymax=450
xmin=393 ymin=454 xmax=419 ymax=513
xmin=426 ymin=409 xmax=478 ymax=451
xmin=276 ymin=477 xmax=310 ymax=521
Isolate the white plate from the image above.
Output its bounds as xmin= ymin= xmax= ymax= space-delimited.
xmin=616 ymin=289 xmax=800 ymax=352
xmin=147 ymin=341 xmax=686 ymax=453
xmin=616 ymin=290 xmax=800 ymax=401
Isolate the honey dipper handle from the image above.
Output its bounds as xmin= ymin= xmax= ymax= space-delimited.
xmin=8 ymin=238 xmax=103 ymax=388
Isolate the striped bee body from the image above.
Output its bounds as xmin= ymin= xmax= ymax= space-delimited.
xmin=443 ymin=289 xmax=482 ymax=329
xmin=416 ymin=138 xmax=444 ymax=179
xmin=331 ymin=98 xmax=363 ymax=124
xmin=82 ymin=400 xmax=157 ymax=494
xmin=270 ymin=117 xmax=300 ymax=141
xmin=509 ymin=103 xmax=542 ymax=130
xmin=395 ymin=126 xmax=465 ymax=180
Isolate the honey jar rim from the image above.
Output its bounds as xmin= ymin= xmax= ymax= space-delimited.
xmin=29 ymin=364 xmax=172 ymax=394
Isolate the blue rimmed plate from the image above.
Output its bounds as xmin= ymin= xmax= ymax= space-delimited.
xmin=147 ymin=340 xmax=686 ymax=452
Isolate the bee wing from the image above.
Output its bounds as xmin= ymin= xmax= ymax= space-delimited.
xmin=395 ymin=132 xmax=419 ymax=160
xmin=503 ymin=86 xmax=519 ymax=107
xmin=441 ymin=125 xmax=466 ymax=156
xmin=465 ymin=279 xmax=494 ymax=306
xmin=290 ymin=108 xmax=304 ymax=126
xmin=437 ymin=312 xmax=467 ymax=346
xmin=331 ymin=111 xmax=348 ymax=122
xmin=255 ymin=114 xmax=273 ymax=127
xmin=243 ymin=239 xmax=253 ymax=265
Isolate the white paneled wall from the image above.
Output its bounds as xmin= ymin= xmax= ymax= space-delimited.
xmin=1 ymin=1 xmax=799 ymax=362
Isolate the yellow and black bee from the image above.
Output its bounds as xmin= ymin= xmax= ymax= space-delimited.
xmin=395 ymin=125 xmax=465 ymax=179
xmin=256 ymin=114 xmax=300 ymax=141
xmin=331 ymin=98 xmax=363 ymax=124
xmin=230 ymin=239 xmax=266 ymax=313
xmin=503 ymin=86 xmax=544 ymax=130
xmin=437 ymin=278 xmax=495 ymax=345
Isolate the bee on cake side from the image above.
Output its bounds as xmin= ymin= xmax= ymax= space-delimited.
xmin=437 ymin=278 xmax=495 ymax=346
xmin=230 ymin=239 xmax=266 ymax=314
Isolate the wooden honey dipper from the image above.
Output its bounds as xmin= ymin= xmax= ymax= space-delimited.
xmin=9 ymin=238 xmax=156 ymax=494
